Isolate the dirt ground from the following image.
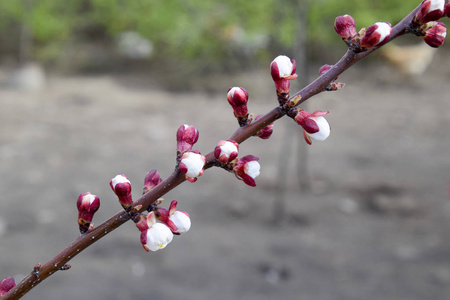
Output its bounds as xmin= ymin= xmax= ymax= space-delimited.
xmin=0 ymin=49 xmax=450 ymax=300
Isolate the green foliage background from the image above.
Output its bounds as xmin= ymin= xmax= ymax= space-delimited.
xmin=0 ymin=0 xmax=420 ymax=68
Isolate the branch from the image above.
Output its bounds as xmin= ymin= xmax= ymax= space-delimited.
xmin=2 ymin=2 xmax=432 ymax=299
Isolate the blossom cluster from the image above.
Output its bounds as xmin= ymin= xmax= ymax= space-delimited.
xmin=334 ymin=0 xmax=449 ymax=50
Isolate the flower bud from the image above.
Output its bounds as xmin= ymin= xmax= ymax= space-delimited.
xmin=294 ymin=109 xmax=331 ymax=145
xmin=254 ymin=115 xmax=274 ymax=140
xmin=416 ymin=0 xmax=445 ymax=23
xmin=143 ymin=169 xmax=162 ymax=194
xmin=139 ymin=212 xmax=173 ymax=252
xmin=176 ymin=124 xmax=199 ymax=154
xmin=227 ymin=87 xmax=249 ymax=119
xmin=444 ymin=2 xmax=450 ymax=18
xmin=76 ymin=192 xmax=100 ymax=234
xmin=0 ymin=277 xmax=15 ymax=296
xmin=233 ymin=155 xmax=260 ymax=187
xmin=422 ymin=21 xmax=447 ymax=47
xmin=178 ymin=151 xmax=206 ymax=183
xmin=155 ymin=200 xmax=191 ymax=234
xmin=110 ymin=174 xmax=133 ymax=211
xmin=334 ymin=15 xmax=357 ymax=39
xmin=360 ymin=22 xmax=392 ymax=49
xmin=270 ymin=55 xmax=298 ymax=94
xmin=214 ymin=140 xmax=239 ymax=164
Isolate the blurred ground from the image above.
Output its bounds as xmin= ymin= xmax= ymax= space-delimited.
xmin=0 ymin=49 xmax=450 ymax=300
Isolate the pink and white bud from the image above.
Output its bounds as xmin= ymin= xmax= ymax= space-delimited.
xmin=76 ymin=192 xmax=101 ymax=234
xmin=334 ymin=15 xmax=357 ymax=39
xmin=360 ymin=22 xmax=392 ymax=49
xmin=444 ymin=2 xmax=450 ymax=17
xmin=416 ymin=0 xmax=445 ymax=23
xmin=233 ymin=155 xmax=260 ymax=187
xmin=423 ymin=21 xmax=447 ymax=47
xmin=143 ymin=169 xmax=162 ymax=194
xmin=270 ymin=55 xmax=298 ymax=94
xmin=110 ymin=174 xmax=133 ymax=211
xmin=227 ymin=87 xmax=249 ymax=119
xmin=0 ymin=277 xmax=15 ymax=296
xmin=176 ymin=124 xmax=199 ymax=153
xmin=139 ymin=212 xmax=173 ymax=252
xmin=254 ymin=115 xmax=274 ymax=140
xmin=214 ymin=140 xmax=239 ymax=164
xmin=155 ymin=200 xmax=191 ymax=234
xmin=179 ymin=151 xmax=206 ymax=183
xmin=294 ymin=110 xmax=331 ymax=145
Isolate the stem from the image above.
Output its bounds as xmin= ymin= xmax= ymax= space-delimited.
xmin=3 ymin=4 xmax=421 ymax=300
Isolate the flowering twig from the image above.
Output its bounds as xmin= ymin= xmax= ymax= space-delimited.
xmin=4 ymin=1 xmax=448 ymax=299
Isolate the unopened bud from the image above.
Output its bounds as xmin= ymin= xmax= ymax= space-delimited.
xmin=416 ymin=0 xmax=445 ymax=23
xmin=176 ymin=124 xmax=199 ymax=154
xmin=227 ymin=87 xmax=249 ymax=121
xmin=178 ymin=151 xmax=206 ymax=183
xmin=77 ymin=192 xmax=100 ymax=234
xmin=143 ymin=169 xmax=162 ymax=194
xmin=270 ymin=55 xmax=297 ymax=94
xmin=422 ymin=21 xmax=447 ymax=47
xmin=334 ymin=15 xmax=357 ymax=39
xmin=0 ymin=277 xmax=15 ymax=296
xmin=110 ymin=174 xmax=133 ymax=211
xmin=214 ymin=140 xmax=239 ymax=164
xmin=293 ymin=109 xmax=331 ymax=145
xmin=360 ymin=22 xmax=392 ymax=49
xmin=233 ymin=155 xmax=260 ymax=187
xmin=253 ymin=115 xmax=274 ymax=140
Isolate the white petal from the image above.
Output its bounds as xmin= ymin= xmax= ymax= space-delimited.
xmin=170 ymin=211 xmax=191 ymax=233
xmin=274 ymin=55 xmax=294 ymax=77
xmin=429 ymin=0 xmax=445 ymax=12
xmin=307 ymin=116 xmax=330 ymax=141
xmin=374 ymin=22 xmax=391 ymax=43
xmin=245 ymin=161 xmax=261 ymax=179
xmin=182 ymin=153 xmax=205 ymax=177
xmin=220 ymin=142 xmax=238 ymax=157
xmin=146 ymin=223 xmax=173 ymax=251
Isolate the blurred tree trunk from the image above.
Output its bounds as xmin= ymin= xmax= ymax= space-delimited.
xmin=273 ymin=0 xmax=310 ymax=224
xmin=19 ymin=0 xmax=33 ymax=64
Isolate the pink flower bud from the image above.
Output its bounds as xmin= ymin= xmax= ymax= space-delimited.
xmin=444 ymin=2 xmax=450 ymax=17
xmin=334 ymin=15 xmax=357 ymax=39
xmin=178 ymin=151 xmax=206 ymax=183
xmin=254 ymin=115 xmax=274 ymax=140
xmin=214 ymin=140 xmax=239 ymax=164
xmin=423 ymin=21 xmax=447 ymax=47
xmin=294 ymin=109 xmax=331 ymax=145
xmin=141 ymin=212 xmax=173 ymax=252
xmin=110 ymin=174 xmax=133 ymax=211
xmin=416 ymin=0 xmax=445 ymax=23
xmin=76 ymin=192 xmax=100 ymax=234
xmin=143 ymin=169 xmax=162 ymax=194
xmin=227 ymin=87 xmax=249 ymax=119
xmin=233 ymin=155 xmax=260 ymax=187
xmin=360 ymin=22 xmax=392 ymax=49
xmin=176 ymin=124 xmax=199 ymax=153
xmin=270 ymin=55 xmax=298 ymax=94
xmin=0 ymin=277 xmax=15 ymax=296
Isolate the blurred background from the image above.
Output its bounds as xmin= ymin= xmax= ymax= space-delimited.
xmin=1 ymin=0 xmax=450 ymax=299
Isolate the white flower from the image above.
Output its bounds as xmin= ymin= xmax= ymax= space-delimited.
xmin=305 ymin=116 xmax=331 ymax=142
xmin=169 ymin=211 xmax=191 ymax=233
xmin=272 ymin=55 xmax=295 ymax=78
xmin=145 ymin=223 xmax=173 ymax=251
